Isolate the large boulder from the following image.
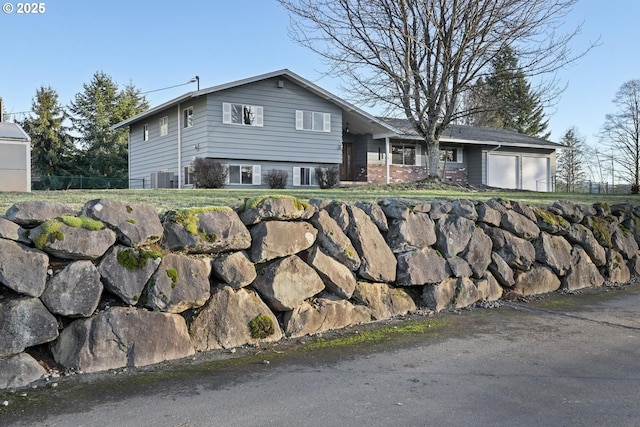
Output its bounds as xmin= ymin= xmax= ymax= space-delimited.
xmin=447 ymin=256 xmax=473 ymax=278
xmin=422 ymin=278 xmax=457 ymax=312
xmin=512 ymin=264 xmax=561 ymax=296
xmin=162 ymin=207 xmax=251 ymax=254
xmin=605 ymin=249 xmax=631 ymax=284
xmin=450 ymin=199 xmax=478 ymax=221
xmin=532 ymin=206 xmax=570 ymax=235
xmin=550 ymin=200 xmax=585 ymax=223
xmin=563 ymin=246 xmax=604 ymax=291
xmin=189 ymin=286 xmax=283 ymax=351
xmin=501 ymin=210 xmax=540 ymax=240
xmin=82 ymin=199 xmax=163 ymax=247
xmin=385 ymin=212 xmax=437 ymax=253
xmin=428 ymin=200 xmax=452 ymax=221
xmin=311 ymin=210 xmax=360 ymax=271
xmin=98 ymin=245 xmax=162 ymax=306
xmin=346 ymin=205 xmax=397 ymax=283
xmin=4 ymin=201 xmax=75 ymax=227
xmin=461 ymin=227 xmax=492 ymax=279
xmin=355 ymin=201 xmax=388 ymax=232
xmin=252 ymin=255 xmax=325 ymax=311
xmin=0 ymin=298 xmax=58 ymax=358
xmin=283 ymin=296 xmax=371 ymax=338
xmin=611 ymin=228 xmax=639 ymax=260
xmin=249 ymin=221 xmax=317 ymax=263
xmin=145 ymin=253 xmax=211 ymax=314
xmin=51 ymin=307 xmax=194 ymax=373
xmin=305 ymin=246 xmax=357 ymax=299
xmin=378 ymin=198 xmax=431 ymax=220
xmin=395 ymin=247 xmax=450 ymax=286
xmin=41 ymin=261 xmax=103 ymax=317
xmin=30 ymin=217 xmax=116 ymax=260
xmin=476 ymin=202 xmax=501 ymax=227
xmin=0 ymin=353 xmax=47 ymax=389
xmin=434 ymin=214 xmax=476 ymax=258
xmin=533 ymin=233 xmax=573 ymax=276
xmin=211 ymin=251 xmax=257 ymax=289
xmin=488 ymin=252 xmax=515 ymax=287
xmin=239 ymin=196 xmax=314 ymax=225
xmin=476 ymin=272 xmax=503 ymax=302
xmin=352 ymin=282 xmax=416 ymax=320
xmin=582 ymin=215 xmax=617 ymax=249
xmin=565 ymin=223 xmax=607 ymax=266
xmin=483 ymin=226 xmax=536 ymax=270
xmin=0 ymin=239 xmax=48 ymax=297
xmin=0 ymin=217 xmax=25 ymax=242
xmin=453 ymin=277 xmax=480 ymax=309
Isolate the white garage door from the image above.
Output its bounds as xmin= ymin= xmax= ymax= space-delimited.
xmin=487 ymin=154 xmax=518 ymax=189
xmin=522 ymin=156 xmax=550 ymax=191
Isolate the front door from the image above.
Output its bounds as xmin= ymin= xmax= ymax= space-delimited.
xmin=341 ymin=142 xmax=354 ymax=181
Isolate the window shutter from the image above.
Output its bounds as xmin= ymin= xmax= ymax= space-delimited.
xmin=323 ymin=113 xmax=331 ymax=132
xmin=295 ymin=110 xmax=303 ymax=130
xmin=457 ymin=148 xmax=463 ymax=163
xmin=252 ymin=165 xmax=261 ymax=185
xmin=293 ymin=167 xmax=301 ymax=186
xmin=222 ymin=103 xmax=231 ymax=124
xmin=224 ymin=164 xmax=230 ymax=185
xmin=255 ymin=106 xmax=264 ymax=127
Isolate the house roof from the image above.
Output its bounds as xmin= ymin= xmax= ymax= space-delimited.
xmin=0 ymin=122 xmax=30 ymax=142
xmin=380 ymin=117 xmax=565 ymax=150
xmin=110 ymin=69 xmax=397 ymax=135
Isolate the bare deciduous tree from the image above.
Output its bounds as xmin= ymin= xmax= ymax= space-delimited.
xmin=602 ymin=80 xmax=640 ymax=193
xmin=280 ymin=0 xmax=592 ymax=178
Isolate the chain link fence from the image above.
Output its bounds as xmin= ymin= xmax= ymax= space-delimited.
xmin=32 ymin=175 xmax=128 ymax=190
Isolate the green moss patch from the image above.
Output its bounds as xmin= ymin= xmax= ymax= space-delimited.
xmin=60 ymin=215 xmax=105 ymax=231
xmin=117 ymin=248 xmax=163 ymax=271
xmin=32 ymin=219 xmax=65 ymax=249
xmin=534 ymin=206 xmax=569 ymax=228
xmin=249 ymin=315 xmax=275 ymax=339
xmin=168 ymin=206 xmax=232 ymax=236
xmin=166 ymin=268 xmax=178 ymax=288
xmin=242 ymin=194 xmax=309 ymax=212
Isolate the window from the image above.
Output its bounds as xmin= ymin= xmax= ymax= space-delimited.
xmin=391 ymin=143 xmax=416 ymax=165
xmin=295 ymin=110 xmax=331 ymax=132
xmin=227 ymin=164 xmax=261 ymax=185
xmin=160 ymin=116 xmax=168 ymax=136
xmin=293 ymin=166 xmax=316 ymax=186
xmin=222 ymin=103 xmax=264 ymax=126
xmin=440 ymin=148 xmax=463 ymax=163
xmin=142 ymin=124 xmax=149 ymax=141
xmin=183 ymin=107 xmax=193 ymax=128
xmin=184 ymin=165 xmax=194 ymax=186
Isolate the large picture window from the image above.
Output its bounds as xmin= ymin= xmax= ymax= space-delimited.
xmin=222 ymin=103 xmax=264 ymax=126
xmin=295 ymin=110 xmax=331 ymax=132
xmin=391 ymin=143 xmax=416 ymax=165
xmin=227 ymin=164 xmax=261 ymax=185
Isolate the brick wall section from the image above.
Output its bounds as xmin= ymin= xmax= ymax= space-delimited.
xmin=366 ymin=164 xmax=467 ymax=185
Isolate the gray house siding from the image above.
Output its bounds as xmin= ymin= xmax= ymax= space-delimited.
xmin=205 ymin=158 xmax=326 ymax=188
xmin=202 ymin=77 xmax=342 ymax=164
xmin=465 ymin=146 xmax=484 ymax=185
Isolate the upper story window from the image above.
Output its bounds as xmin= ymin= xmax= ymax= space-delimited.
xmin=295 ymin=110 xmax=331 ymax=132
xmin=391 ymin=143 xmax=416 ymax=165
xmin=440 ymin=148 xmax=463 ymax=163
xmin=183 ymin=107 xmax=193 ymax=128
xmin=222 ymin=103 xmax=264 ymax=127
xmin=160 ymin=116 xmax=169 ymax=136
xmin=142 ymin=124 xmax=149 ymax=141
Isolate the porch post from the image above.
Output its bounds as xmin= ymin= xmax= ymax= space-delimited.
xmin=385 ymin=137 xmax=390 ymax=184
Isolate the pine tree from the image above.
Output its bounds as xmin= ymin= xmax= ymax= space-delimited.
xmin=471 ymin=47 xmax=550 ymax=139
xmin=69 ymin=72 xmax=148 ymax=180
xmin=556 ymin=127 xmax=586 ymax=192
xmin=21 ymin=86 xmax=77 ymax=177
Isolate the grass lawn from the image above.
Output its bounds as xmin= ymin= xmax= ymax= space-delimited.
xmin=0 ymin=183 xmax=638 ymax=215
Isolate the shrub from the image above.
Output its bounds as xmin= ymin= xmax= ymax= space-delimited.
xmin=315 ymin=165 xmax=340 ymax=189
xmin=265 ymin=169 xmax=288 ymax=189
xmin=631 ymin=184 xmax=640 ymax=194
xmin=192 ymin=158 xmax=228 ymax=188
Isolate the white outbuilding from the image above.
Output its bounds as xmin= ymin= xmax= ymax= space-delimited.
xmin=0 ymin=122 xmax=31 ymax=192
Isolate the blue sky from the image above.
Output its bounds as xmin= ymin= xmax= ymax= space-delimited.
xmin=0 ymin=0 xmax=637 ymax=146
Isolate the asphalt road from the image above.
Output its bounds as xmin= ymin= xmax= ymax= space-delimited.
xmin=2 ymin=284 xmax=640 ymax=427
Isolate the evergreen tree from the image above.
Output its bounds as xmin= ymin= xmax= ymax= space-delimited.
xmin=69 ymin=72 xmax=148 ymax=180
xmin=21 ymin=86 xmax=77 ymax=178
xmin=556 ymin=127 xmax=586 ymax=192
xmin=471 ymin=47 xmax=550 ymax=138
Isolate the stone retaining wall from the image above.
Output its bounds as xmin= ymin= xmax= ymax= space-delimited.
xmin=1 ymin=196 xmax=638 ymax=390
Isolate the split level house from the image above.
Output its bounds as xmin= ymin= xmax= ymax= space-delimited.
xmin=0 ymin=122 xmax=31 ymax=192
xmin=112 ymin=69 xmax=563 ymax=192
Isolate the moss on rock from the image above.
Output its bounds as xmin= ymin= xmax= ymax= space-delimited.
xmin=249 ymin=314 xmax=275 ymax=339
